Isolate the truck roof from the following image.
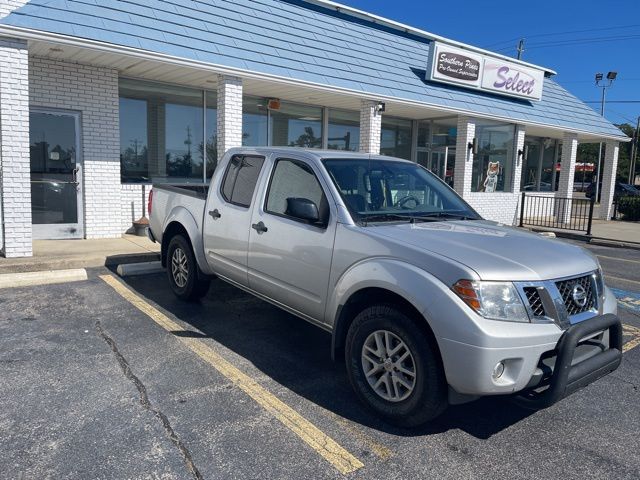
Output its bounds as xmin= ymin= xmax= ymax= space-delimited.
xmin=224 ymin=146 xmax=414 ymax=163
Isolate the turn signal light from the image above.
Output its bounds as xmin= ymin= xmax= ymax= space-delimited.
xmin=452 ymin=280 xmax=481 ymax=311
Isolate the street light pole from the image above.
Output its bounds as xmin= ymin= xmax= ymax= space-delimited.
xmin=594 ymin=71 xmax=617 ymax=203
xmin=629 ymin=116 xmax=640 ymax=185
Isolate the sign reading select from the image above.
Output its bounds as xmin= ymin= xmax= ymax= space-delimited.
xmin=481 ymin=60 xmax=544 ymax=101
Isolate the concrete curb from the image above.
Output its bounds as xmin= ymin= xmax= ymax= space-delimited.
xmin=116 ymin=261 xmax=164 ymax=277
xmin=588 ymin=238 xmax=640 ymax=251
xmin=0 ymin=268 xmax=88 ymax=289
xmin=0 ymin=252 xmax=160 ymax=274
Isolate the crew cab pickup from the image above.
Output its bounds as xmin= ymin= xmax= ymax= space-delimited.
xmin=149 ymin=147 xmax=622 ymax=426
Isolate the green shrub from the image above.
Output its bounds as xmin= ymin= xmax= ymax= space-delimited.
xmin=617 ymin=196 xmax=640 ymax=221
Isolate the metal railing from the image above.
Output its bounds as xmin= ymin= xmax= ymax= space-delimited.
xmin=519 ymin=192 xmax=595 ymax=235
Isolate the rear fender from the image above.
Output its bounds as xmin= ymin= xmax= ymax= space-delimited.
xmin=163 ymin=206 xmax=212 ymax=275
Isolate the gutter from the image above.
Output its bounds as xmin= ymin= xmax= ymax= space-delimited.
xmin=0 ymin=25 xmax=629 ymax=142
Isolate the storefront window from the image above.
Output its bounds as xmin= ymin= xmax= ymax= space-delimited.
xmin=205 ymin=91 xmax=218 ymax=178
xmin=471 ymin=121 xmax=515 ymax=192
xmin=520 ymin=138 xmax=558 ymax=192
xmin=271 ymin=102 xmax=323 ymax=148
xmin=119 ymin=79 xmax=214 ymax=183
xmin=328 ymin=109 xmax=360 ymax=151
xmin=242 ymin=95 xmax=268 ymax=147
xmin=381 ymin=117 xmax=412 ymax=160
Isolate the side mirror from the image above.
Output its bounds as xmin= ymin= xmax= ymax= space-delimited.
xmin=286 ymin=197 xmax=320 ymax=223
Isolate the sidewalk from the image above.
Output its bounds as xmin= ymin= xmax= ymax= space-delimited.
xmin=530 ymin=219 xmax=640 ymax=249
xmin=0 ymin=235 xmax=160 ymax=273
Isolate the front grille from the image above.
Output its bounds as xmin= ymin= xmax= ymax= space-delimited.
xmin=556 ymin=275 xmax=596 ymax=316
xmin=524 ymin=287 xmax=546 ymax=316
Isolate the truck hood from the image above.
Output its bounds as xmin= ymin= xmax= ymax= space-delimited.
xmin=369 ymin=220 xmax=598 ymax=281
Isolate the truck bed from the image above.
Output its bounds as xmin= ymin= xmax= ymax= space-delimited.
xmin=149 ymin=183 xmax=209 ymax=244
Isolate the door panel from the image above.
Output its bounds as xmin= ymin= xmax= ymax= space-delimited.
xmin=29 ymin=110 xmax=83 ymax=239
xmin=203 ymin=155 xmax=265 ymax=284
xmin=247 ymin=158 xmax=336 ymax=322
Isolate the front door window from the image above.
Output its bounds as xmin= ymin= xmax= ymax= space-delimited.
xmin=29 ymin=110 xmax=83 ymax=239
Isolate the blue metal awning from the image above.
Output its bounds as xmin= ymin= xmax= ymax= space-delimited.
xmin=0 ymin=0 xmax=626 ymax=139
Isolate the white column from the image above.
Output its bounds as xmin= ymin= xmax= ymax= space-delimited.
xmin=555 ymin=132 xmax=578 ymax=224
xmin=216 ymin=75 xmax=243 ymax=160
xmin=0 ymin=38 xmax=32 ymax=258
xmin=599 ymin=140 xmax=620 ymax=220
xmin=453 ymin=116 xmax=475 ymax=197
xmin=512 ymin=125 xmax=526 ymax=193
xmin=359 ymin=100 xmax=382 ymax=154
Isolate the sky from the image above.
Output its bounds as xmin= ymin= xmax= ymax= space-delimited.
xmin=338 ymin=0 xmax=640 ymax=127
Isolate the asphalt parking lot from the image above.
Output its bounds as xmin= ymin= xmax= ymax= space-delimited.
xmin=1 ymin=239 xmax=640 ymax=479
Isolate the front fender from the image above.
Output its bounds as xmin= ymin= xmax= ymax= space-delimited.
xmin=327 ymin=257 xmax=442 ymax=326
xmin=163 ymin=206 xmax=212 ymax=275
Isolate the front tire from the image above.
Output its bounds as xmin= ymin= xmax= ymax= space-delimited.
xmin=345 ymin=304 xmax=447 ymax=427
xmin=166 ymin=234 xmax=210 ymax=301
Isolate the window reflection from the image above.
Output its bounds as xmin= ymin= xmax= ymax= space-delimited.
xmin=381 ymin=117 xmax=412 ymax=160
xmin=119 ymin=79 xmax=213 ymax=184
xmin=271 ymin=102 xmax=323 ymax=148
xmin=471 ymin=121 xmax=515 ymax=192
xmin=328 ymin=109 xmax=360 ymax=151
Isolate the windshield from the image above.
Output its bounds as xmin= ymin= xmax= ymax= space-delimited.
xmin=322 ymin=158 xmax=480 ymax=223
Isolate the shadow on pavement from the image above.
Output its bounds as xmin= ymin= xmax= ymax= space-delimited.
xmin=121 ymin=273 xmax=534 ymax=439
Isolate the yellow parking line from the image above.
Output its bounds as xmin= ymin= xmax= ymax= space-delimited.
xmin=99 ymin=275 xmax=363 ymax=475
xmin=623 ymin=324 xmax=640 ymax=353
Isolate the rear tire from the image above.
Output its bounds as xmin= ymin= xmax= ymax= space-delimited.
xmin=345 ymin=304 xmax=447 ymax=427
xmin=166 ymin=234 xmax=210 ymax=301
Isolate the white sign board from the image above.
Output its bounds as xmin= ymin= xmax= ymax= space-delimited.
xmin=428 ymin=42 xmax=545 ymax=101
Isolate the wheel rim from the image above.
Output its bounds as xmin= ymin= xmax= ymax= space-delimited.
xmin=361 ymin=330 xmax=417 ymax=402
xmin=171 ymin=247 xmax=189 ymax=288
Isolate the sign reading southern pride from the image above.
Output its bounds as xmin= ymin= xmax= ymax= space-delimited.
xmin=428 ymin=42 xmax=545 ymax=101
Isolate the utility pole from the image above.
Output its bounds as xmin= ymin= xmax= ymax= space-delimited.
xmin=630 ymin=116 xmax=640 ymax=185
xmin=517 ymin=39 xmax=525 ymax=60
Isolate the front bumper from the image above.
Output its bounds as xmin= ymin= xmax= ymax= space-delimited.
xmin=516 ymin=313 xmax=622 ymax=408
xmin=442 ymin=314 xmax=622 ymax=401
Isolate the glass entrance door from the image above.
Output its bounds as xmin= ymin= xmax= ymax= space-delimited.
xmin=426 ymin=146 xmax=456 ymax=188
xmin=29 ymin=110 xmax=83 ymax=239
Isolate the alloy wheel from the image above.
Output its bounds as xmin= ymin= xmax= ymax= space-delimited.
xmin=361 ymin=330 xmax=417 ymax=402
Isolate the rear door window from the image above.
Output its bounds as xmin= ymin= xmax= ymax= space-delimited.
xmin=220 ymin=155 xmax=265 ymax=207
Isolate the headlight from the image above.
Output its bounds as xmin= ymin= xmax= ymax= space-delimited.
xmin=452 ymin=280 xmax=529 ymax=323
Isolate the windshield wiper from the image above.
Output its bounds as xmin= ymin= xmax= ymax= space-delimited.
xmin=358 ymin=213 xmax=440 ymax=225
xmin=416 ymin=212 xmax=477 ymax=221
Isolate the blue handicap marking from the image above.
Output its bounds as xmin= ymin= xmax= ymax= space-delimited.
xmin=611 ymin=288 xmax=640 ymax=314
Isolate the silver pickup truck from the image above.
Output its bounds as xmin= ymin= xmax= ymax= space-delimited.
xmin=148 ymin=147 xmax=622 ymax=427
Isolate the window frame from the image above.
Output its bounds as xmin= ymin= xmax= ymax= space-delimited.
xmin=219 ymin=154 xmax=265 ymax=208
xmin=118 ymin=77 xmax=217 ymax=185
xmin=263 ymin=157 xmax=330 ymax=229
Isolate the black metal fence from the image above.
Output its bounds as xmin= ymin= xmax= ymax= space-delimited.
xmin=519 ymin=192 xmax=595 ymax=235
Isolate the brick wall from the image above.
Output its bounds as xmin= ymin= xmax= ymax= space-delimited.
xmin=120 ymin=184 xmax=151 ymax=233
xmin=29 ymin=56 xmax=122 ymax=238
xmin=0 ymin=37 xmax=32 ymax=257
xmin=0 ymin=0 xmax=28 ymax=18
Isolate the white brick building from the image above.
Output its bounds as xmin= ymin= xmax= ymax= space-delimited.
xmin=0 ymin=0 xmax=628 ymax=257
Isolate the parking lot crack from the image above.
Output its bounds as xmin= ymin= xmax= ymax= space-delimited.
xmin=95 ymin=321 xmax=204 ymax=480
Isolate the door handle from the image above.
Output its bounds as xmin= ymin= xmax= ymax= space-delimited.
xmin=251 ymin=221 xmax=268 ymax=234
xmin=209 ymin=209 xmax=221 ymax=220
